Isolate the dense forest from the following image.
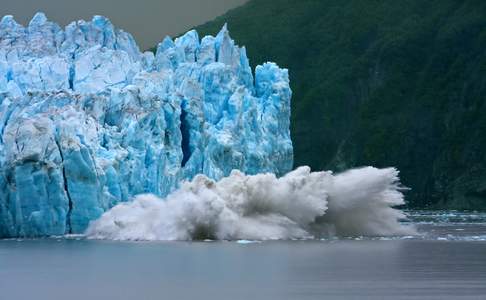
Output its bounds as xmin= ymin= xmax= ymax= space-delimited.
xmin=188 ymin=0 xmax=486 ymax=209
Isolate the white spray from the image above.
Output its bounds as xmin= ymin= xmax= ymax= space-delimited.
xmin=86 ymin=166 xmax=415 ymax=241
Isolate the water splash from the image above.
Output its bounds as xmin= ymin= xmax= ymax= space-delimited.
xmin=86 ymin=166 xmax=415 ymax=241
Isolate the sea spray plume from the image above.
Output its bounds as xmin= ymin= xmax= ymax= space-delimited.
xmin=313 ymin=167 xmax=411 ymax=237
xmin=86 ymin=166 xmax=415 ymax=241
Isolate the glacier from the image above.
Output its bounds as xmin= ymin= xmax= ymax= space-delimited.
xmin=0 ymin=13 xmax=293 ymax=238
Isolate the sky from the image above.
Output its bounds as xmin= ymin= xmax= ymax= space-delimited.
xmin=1 ymin=0 xmax=248 ymax=50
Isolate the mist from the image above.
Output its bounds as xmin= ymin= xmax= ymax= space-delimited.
xmin=87 ymin=167 xmax=415 ymax=241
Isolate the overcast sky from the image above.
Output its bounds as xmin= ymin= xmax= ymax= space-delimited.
xmin=1 ymin=0 xmax=247 ymax=49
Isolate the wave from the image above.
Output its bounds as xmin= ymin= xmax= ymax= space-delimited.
xmin=86 ymin=166 xmax=415 ymax=241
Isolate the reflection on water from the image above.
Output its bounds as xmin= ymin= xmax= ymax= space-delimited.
xmin=0 ymin=211 xmax=485 ymax=300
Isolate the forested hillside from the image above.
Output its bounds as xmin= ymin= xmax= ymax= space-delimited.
xmin=192 ymin=0 xmax=486 ymax=209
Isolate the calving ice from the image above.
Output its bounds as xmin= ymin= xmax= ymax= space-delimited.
xmin=0 ymin=12 xmax=410 ymax=239
xmin=87 ymin=166 xmax=414 ymax=241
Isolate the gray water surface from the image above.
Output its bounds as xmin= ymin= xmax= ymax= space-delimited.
xmin=1 ymin=212 xmax=486 ymax=300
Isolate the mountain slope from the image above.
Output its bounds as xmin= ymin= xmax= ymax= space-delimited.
xmin=193 ymin=0 xmax=486 ymax=209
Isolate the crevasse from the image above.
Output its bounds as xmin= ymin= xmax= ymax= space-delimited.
xmin=0 ymin=13 xmax=293 ymax=237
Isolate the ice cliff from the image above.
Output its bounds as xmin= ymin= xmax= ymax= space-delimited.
xmin=0 ymin=13 xmax=293 ymax=237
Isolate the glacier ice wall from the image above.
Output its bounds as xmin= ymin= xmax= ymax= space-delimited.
xmin=87 ymin=166 xmax=415 ymax=241
xmin=0 ymin=13 xmax=293 ymax=237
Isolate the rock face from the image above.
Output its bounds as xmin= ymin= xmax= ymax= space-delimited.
xmin=0 ymin=13 xmax=293 ymax=237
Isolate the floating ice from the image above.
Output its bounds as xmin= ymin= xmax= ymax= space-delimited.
xmin=0 ymin=13 xmax=292 ymax=237
xmin=236 ymin=240 xmax=261 ymax=244
xmin=86 ymin=166 xmax=415 ymax=241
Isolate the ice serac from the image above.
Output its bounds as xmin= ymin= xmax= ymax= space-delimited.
xmin=0 ymin=13 xmax=293 ymax=237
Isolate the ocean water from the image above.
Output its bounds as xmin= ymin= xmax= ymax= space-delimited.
xmin=1 ymin=211 xmax=485 ymax=300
